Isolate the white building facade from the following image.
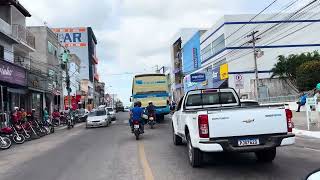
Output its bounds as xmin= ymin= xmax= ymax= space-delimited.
xmin=198 ymin=13 xmax=320 ymax=99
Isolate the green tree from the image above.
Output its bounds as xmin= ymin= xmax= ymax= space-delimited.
xmin=296 ymin=61 xmax=320 ymax=91
xmin=271 ymin=51 xmax=320 ymax=90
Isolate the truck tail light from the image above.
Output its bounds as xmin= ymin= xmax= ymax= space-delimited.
xmin=285 ymin=109 xmax=293 ymax=133
xmin=198 ymin=114 xmax=209 ymax=138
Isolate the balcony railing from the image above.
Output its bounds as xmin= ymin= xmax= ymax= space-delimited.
xmin=12 ymin=24 xmax=35 ymax=49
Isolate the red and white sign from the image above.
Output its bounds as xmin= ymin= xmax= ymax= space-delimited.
xmin=234 ymin=74 xmax=244 ymax=89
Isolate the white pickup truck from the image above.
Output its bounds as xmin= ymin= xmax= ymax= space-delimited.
xmin=172 ymin=88 xmax=295 ymax=167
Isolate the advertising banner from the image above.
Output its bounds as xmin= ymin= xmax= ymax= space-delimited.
xmin=0 ymin=60 xmax=27 ymax=86
xmin=190 ymin=73 xmax=206 ymax=82
xmin=220 ymin=63 xmax=229 ymax=80
xmin=52 ymin=27 xmax=88 ymax=47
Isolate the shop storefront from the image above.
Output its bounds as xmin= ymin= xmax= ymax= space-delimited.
xmin=0 ymin=60 xmax=27 ymax=114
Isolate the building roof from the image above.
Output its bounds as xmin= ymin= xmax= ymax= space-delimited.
xmin=0 ymin=0 xmax=31 ymax=17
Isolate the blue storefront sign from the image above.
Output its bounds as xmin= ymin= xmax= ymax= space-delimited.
xmin=190 ymin=73 xmax=206 ymax=82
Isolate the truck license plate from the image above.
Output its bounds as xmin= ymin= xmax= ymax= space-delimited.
xmin=238 ymin=138 xmax=260 ymax=146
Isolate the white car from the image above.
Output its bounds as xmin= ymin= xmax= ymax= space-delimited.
xmin=106 ymin=107 xmax=116 ymax=120
xmin=172 ymin=88 xmax=295 ymax=167
xmin=86 ymin=108 xmax=112 ymax=128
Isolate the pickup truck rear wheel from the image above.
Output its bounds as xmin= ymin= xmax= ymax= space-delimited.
xmin=187 ymin=134 xmax=202 ymax=167
xmin=255 ymin=148 xmax=276 ymax=162
xmin=172 ymin=124 xmax=182 ymax=145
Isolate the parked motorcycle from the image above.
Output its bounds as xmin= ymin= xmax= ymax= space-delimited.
xmin=17 ymin=122 xmax=32 ymax=141
xmin=22 ymin=120 xmax=40 ymax=139
xmin=0 ymin=135 xmax=12 ymax=150
xmin=27 ymin=113 xmax=46 ymax=137
xmin=0 ymin=126 xmax=25 ymax=144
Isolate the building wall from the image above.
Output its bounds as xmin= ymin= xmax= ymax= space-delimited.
xmin=198 ymin=13 xmax=320 ymax=98
xmin=11 ymin=6 xmax=25 ymax=26
xmin=0 ymin=38 xmax=14 ymax=62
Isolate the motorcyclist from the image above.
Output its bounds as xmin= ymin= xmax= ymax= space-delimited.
xmin=130 ymin=101 xmax=144 ymax=133
xmin=146 ymin=101 xmax=156 ymax=121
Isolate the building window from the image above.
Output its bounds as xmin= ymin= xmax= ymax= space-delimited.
xmin=201 ymin=34 xmax=225 ymax=62
xmin=48 ymin=41 xmax=58 ymax=57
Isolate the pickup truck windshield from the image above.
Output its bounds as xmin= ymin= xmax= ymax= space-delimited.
xmin=186 ymin=92 xmax=237 ymax=106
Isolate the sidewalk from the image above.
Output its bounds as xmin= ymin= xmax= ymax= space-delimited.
xmin=292 ymin=111 xmax=320 ymax=131
xmin=292 ymin=111 xmax=320 ymax=138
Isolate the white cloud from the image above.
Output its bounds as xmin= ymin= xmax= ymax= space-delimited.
xmin=19 ymin=0 xmax=279 ymax=104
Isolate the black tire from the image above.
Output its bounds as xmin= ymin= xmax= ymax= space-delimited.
xmin=13 ymin=134 xmax=25 ymax=144
xmin=150 ymin=124 xmax=154 ymax=129
xmin=134 ymin=130 xmax=140 ymax=140
xmin=255 ymin=148 xmax=276 ymax=163
xmin=23 ymin=133 xmax=32 ymax=141
xmin=31 ymin=132 xmax=40 ymax=139
xmin=187 ymin=134 xmax=202 ymax=167
xmin=0 ymin=136 xmax=12 ymax=150
xmin=172 ymin=124 xmax=183 ymax=145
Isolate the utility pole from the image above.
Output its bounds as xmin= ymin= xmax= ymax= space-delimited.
xmin=247 ymin=31 xmax=261 ymax=100
xmin=61 ymin=49 xmax=71 ymax=110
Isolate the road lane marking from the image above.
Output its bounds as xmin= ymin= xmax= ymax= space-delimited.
xmin=138 ymin=142 xmax=154 ymax=180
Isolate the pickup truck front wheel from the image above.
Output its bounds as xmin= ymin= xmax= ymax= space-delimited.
xmin=187 ymin=134 xmax=203 ymax=167
xmin=255 ymin=148 xmax=276 ymax=162
xmin=172 ymin=124 xmax=182 ymax=145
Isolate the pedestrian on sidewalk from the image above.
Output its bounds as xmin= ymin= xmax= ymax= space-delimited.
xmin=296 ymin=92 xmax=307 ymax=112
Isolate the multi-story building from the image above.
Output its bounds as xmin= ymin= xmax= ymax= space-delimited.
xmin=197 ymin=14 xmax=320 ymax=99
xmin=95 ymin=82 xmax=105 ymax=106
xmin=0 ymin=0 xmax=34 ymax=114
xmin=170 ymin=28 xmax=205 ymax=102
xmin=52 ymin=27 xmax=99 ymax=109
xmin=27 ymin=26 xmax=64 ymax=115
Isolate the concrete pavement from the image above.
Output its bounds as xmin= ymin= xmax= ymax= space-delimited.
xmin=0 ymin=112 xmax=319 ymax=180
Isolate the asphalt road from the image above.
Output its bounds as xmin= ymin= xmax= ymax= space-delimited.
xmin=0 ymin=112 xmax=319 ymax=180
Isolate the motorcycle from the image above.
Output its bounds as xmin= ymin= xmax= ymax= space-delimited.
xmin=67 ymin=114 xmax=74 ymax=129
xmin=147 ymin=114 xmax=156 ymax=129
xmin=22 ymin=120 xmax=40 ymax=139
xmin=52 ymin=116 xmax=60 ymax=127
xmin=0 ymin=126 xmax=25 ymax=144
xmin=132 ymin=120 xmax=142 ymax=140
xmin=27 ymin=114 xmax=46 ymax=137
xmin=0 ymin=135 xmax=12 ymax=150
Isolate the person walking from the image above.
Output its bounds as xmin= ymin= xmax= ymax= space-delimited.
xmin=296 ymin=92 xmax=307 ymax=112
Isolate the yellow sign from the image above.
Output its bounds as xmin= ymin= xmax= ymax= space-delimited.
xmin=220 ymin=63 xmax=229 ymax=80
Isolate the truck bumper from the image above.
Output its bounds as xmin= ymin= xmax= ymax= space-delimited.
xmin=197 ymin=133 xmax=295 ymax=152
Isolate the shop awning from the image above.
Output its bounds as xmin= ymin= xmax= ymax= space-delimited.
xmin=7 ymin=88 xmax=27 ymax=94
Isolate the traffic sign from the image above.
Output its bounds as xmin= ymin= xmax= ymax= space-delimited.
xmin=234 ymin=74 xmax=244 ymax=89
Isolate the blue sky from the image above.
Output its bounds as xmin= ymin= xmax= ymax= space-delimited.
xmin=20 ymin=0 xmax=307 ymax=106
